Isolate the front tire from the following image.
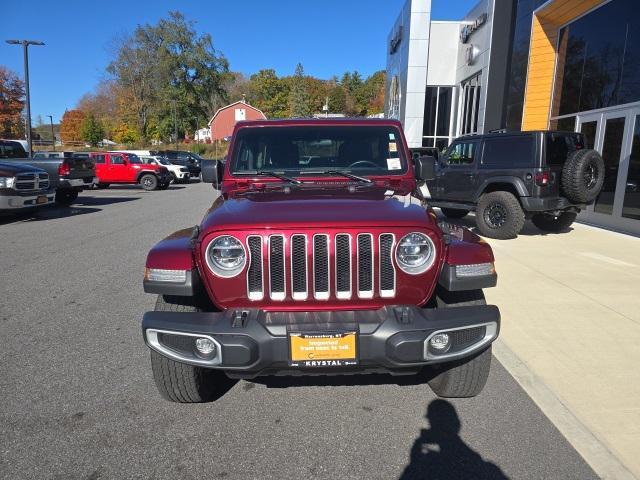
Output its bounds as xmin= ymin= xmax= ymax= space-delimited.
xmin=531 ymin=211 xmax=577 ymax=233
xmin=475 ymin=191 xmax=525 ymax=239
xmin=440 ymin=207 xmax=469 ymax=219
xmin=150 ymin=295 xmax=232 ymax=403
xmin=427 ymin=288 xmax=492 ymax=398
xmin=140 ymin=174 xmax=158 ymax=191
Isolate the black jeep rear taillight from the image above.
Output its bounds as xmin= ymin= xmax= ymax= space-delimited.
xmin=535 ymin=170 xmax=551 ymax=186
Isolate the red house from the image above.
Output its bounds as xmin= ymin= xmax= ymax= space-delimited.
xmin=208 ymin=100 xmax=266 ymax=140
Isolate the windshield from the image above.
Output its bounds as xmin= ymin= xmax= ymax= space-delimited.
xmin=154 ymin=157 xmax=171 ymax=165
xmin=230 ymin=126 xmax=407 ymax=177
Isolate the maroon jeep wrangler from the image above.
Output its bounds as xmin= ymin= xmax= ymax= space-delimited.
xmin=142 ymin=119 xmax=500 ymax=402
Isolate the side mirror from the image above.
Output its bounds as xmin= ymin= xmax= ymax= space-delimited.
xmin=201 ymin=159 xmax=224 ymax=188
xmin=414 ymin=155 xmax=436 ymax=182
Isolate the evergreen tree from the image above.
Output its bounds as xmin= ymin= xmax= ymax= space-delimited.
xmin=288 ymin=63 xmax=311 ymax=118
xmin=81 ymin=114 xmax=105 ymax=146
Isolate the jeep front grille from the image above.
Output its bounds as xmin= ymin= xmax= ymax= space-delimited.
xmin=246 ymin=233 xmax=396 ymax=301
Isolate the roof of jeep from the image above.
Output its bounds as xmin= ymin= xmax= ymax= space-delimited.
xmin=454 ymin=130 xmax=581 ymax=141
xmin=233 ymin=118 xmax=403 ymax=129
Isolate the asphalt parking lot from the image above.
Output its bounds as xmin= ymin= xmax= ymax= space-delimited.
xmin=0 ymin=182 xmax=598 ymax=480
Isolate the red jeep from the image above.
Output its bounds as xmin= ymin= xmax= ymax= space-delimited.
xmin=142 ymin=119 xmax=500 ymax=402
xmin=89 ymin=151 xmax=171 ymax=190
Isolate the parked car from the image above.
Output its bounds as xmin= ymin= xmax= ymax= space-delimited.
xmin=0 ymin=162 xmax=55 ymax=213
xmin=139 ymin=155 xmax=190 ymax=183
xmin=89 ymin=151 xmax=171 ymax=191
xmin=424 ymin=130 xmax=605 ymax=239
xmin=141 ymin=118 xmax=501 ymax=403
xmin=0 ymin=141 xmax=97 ymax=205
xmin=152 ymin=150 xmax=202 ymax=178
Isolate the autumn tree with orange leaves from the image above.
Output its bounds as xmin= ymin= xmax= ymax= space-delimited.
xmin=59 ymin=109 xmax=86 ymax=142
xmin=0 ymin=66 xmax=26 ymax=138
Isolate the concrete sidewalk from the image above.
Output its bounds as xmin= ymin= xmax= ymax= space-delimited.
xmin=466 ymin=217 xmax=640 ymax=478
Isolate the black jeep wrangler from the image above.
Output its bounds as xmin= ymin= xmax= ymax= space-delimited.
xmin=421 ymin=131 xmax=605 ymax=239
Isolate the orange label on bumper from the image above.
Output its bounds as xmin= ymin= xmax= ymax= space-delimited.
xmin=290 ymin=332 xmax=357 ymax=366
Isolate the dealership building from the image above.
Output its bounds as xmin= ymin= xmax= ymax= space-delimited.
xmin=386 ymin=0 xmax=640 ymax=235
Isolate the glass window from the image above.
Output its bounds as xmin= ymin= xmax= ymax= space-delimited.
xmin=230 ymin=126 xmax=407 ymax=176
xmin=445 ymin=141 xmax=478 ymax=166
xmin=422 ymin=87 xmax=437 ymax=138
xmin=460 ymin=74 xmax=481 ymax=135
xmin=482 ymin=136 xmax=535 ymax=167
xmin=622 ymin=115 xmax=640 ymax=220
xmin=545 ymin=132 xmax=584 ymax=166
xmin=555 ymin=0 xmax=640 ymax=116
xmin=595 ymin=117 xmax=625 ymax=215
xmin=580 ymin=121 xmax=598 ymax=150
xmin=550 ymin=116 xmax=576 ymax=132
xmin=93 ymin=155 xmax=105 ymax=164
xmin=127 ymin=154 xmax=142 ymax=164
xmin=110 ymin=155 xmax=123 ymax=164
xmin=436 ymin=88 xmax=452 ymax=137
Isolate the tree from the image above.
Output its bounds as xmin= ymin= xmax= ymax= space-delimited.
xmin=59 ymin=109 xmax=86 ymax=142
xmin=112 ymin=123 xmax=139 ymax=145
xmin=76 ymin=80 xmax=120 ymax=138
xmin=0 ymin=66 xmax=25 ymax=138
xmin=288 ymin=63 xmax=311 ymax=117
xmin=81 ymin=114 xmax=105 ymax=146
xmin=248 ymin=69 xmax=290 ymax=118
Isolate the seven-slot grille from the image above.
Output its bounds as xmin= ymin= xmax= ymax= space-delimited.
xmin=247 ymin=233 xmax=396 ymax=301
xmin=15 ymin=172 xmax=49 ymax=191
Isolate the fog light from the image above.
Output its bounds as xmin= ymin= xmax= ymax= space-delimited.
xmin=195 ymin=338 xmax=217 ymax=356
xmin=429 ymin=333 xmax=451 ymax=352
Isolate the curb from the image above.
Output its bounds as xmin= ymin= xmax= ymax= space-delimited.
xmin=493 ymin=339 xmax=637 ymax=480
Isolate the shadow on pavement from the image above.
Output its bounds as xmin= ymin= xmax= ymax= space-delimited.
xmin=0 ymin=206 xmax=101 ymax=225
xmin=399 ymin=399 xmax=509 ymax=480
xmin=73 ymin=195 xmax=141 ymax=206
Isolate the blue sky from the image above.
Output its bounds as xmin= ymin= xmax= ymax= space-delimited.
xmin=2 ymin=0 xmax=476 ymax=123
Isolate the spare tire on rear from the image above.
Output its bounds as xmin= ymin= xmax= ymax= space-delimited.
xmin=561 ymin=149 xmax=605 ymax=203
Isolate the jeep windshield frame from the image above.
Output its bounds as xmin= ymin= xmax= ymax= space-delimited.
xmin=228 ymin=125 xmax=409 ymax=179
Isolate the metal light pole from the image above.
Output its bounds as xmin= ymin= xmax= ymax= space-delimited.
xmin=46 ymin=115 xmax=55 ymax=151
xmin=6 ymin=39 xmax=45 ymax=158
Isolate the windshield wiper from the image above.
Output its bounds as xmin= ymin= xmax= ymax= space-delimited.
xmin=313 ymin=170 xmax=373 ymax=184
xmin=235 ymin=170 xmax=302 ymax=184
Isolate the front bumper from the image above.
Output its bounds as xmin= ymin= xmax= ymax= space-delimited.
xmin=142 ymin=305 xmax=500 ymax=378
xmin=0 ymin=190 xmax=55 ymax=210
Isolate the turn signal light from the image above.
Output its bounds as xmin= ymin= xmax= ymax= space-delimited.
xmin=144 ymin=268 xmax=187 ymax=283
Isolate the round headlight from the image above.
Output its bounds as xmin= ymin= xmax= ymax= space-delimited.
xmin=396 ymin=232 xmax=436 ymax=274
xmin=206 ymin=235 xmax=246 ymax=277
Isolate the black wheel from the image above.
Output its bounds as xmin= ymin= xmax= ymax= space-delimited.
xmin=150 ymin=295 xmax=233 ymax=403
xmin=561 ymin=149 xmax=605 ymax=203
xmin=158 ymin=182 xmax=170 ymax=190
xmin=140 ymin=174 xmax=158 ymax=191
xmin=55 ymin=189 xmax=79 ymax=206
xmin=440 ymin=207 xmax=469 ymax=219
xmin=531 ymin=211 xmax=577 ymax=233
xmin=475 ymin=191 xmax=525 ymax=239
xmin=427 ymin=288 xmax=492 ymax=398
xmin=96 ymin=183 xmax=109 ymax=189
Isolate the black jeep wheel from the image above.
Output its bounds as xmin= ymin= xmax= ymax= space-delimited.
xmin=475 ymin=191 xmax=525 ymax=239
xmin=531 ymin=211 xmax=577 ymax=233
xmin=561 ymin=149 xmax=605 ymax=203
xmin=427 ymin=288 xmax=492 ymax=398
xmin=440 ymin=208 xmax=469 ymax=219
xmin=150 ymin=295 xmax=234 ymax=403
xmin=55 ymin=189 xmax=79 ymax=206
xmin=140 ymin=174 xmax=158 ymax=191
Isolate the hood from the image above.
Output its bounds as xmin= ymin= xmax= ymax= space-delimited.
xmin=201 ymin=186 xmax=436 ymax=233
xmin=0 ymin=162 xmax=45 ymax=176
